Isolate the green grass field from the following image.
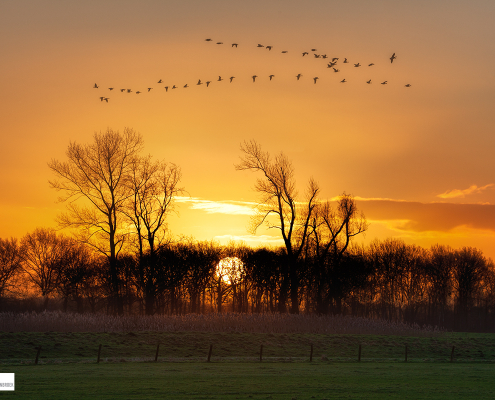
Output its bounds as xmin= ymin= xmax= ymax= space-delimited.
xmin=1 ymin=362 xmax=495 ymax=399
xmin=1 ymin=332 xmax=495 ymax=399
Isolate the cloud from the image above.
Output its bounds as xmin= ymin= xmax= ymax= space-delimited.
xmin=357 ymin=199 xmax=495 ymax=233
xmin=437 ymin=184 xmax=494 ymax=199
xmin=176 ymin=197 xmax=256 ymax=215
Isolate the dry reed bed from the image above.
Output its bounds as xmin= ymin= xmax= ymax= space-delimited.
xmin=0 ymin=311 xmax=441 ymax=336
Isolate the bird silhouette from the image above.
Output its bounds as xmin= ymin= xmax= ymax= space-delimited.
xmin=216 ymin=42 xmax=223 ymax=45
xmin=108 ymin=88 xmax=114 ymax=91
xmin=341 ymin=79 xmax=346 ymax=83
xmin=218 ymin=76 xmax=223 ymax=81
xmin=136 ymin=91 xmax=141 ymax=94
xmin=354 ymin=63 xmax=361 ymax=67
xmin=322 ymin=54 xmax=328 ymax=59
xmin=390 ymin=53 xmax=396 ymax=63
xmin=313 ymin=77 xmax=319 ymax=84
xmin=206 ymin=81 xmax=211 ymax=87
xmin=127 ymin=89 xmax=132 ymax=93
xmin=252 ymin=75 xmax=258 ymax=82
xmin=205 ymin=38 xmax=212 ymax=41
xmin=266 ymin=46 xmax=272 ymax=50
xmin=302 ymin=52 xmax=309 ymax=56
xmin=405 ymin=84 xmax=411 ymax=87
xmin=120 ymin=89 xmax=125 ymax=92
xmin=332 ymin=57 xmax=339 ymax=62
xmin=343 ymin=58 xmax=349 ymax=63
xmin=311 ymin=48 xmax=317 ymax=52
xmin=197 ymin=79 xmax=202 ymax=85
xmin=158 ymin=79 xmax=163 ymax=83
xmin=93 ymin=83 xmax=98 ymax=88
xmin=183 ymin=84 xmax=188 ymax=88
xmin=281 ymin=50 xmax=288 ymax=53
xmin=232 ymin=43 xmax=238 ymax=47
xmin=148 ymin=88 xmax=152 ymax=92
xmin=257 ymin=44 xmax=264 ymax=47
xmin=229 ymin=76 xmax=235 ymax=83
xmin=296 ymin=73 xmax=302 ymax=80
xmin=333 ymin=68 xmax=340 ymax=73
xmin=314 ymin=54 xmax=320 ymax=58
xmin=381 ymin=81 xmax=388 ymax=85
xmin=172 ymin=85 xmax=177 ymax=89
xmin=165 ymin=86 xmax=169 ymax=91
xmin=104 ymin=98 xmax=109 ymax=102
xmin=99 ymin=96 xmax=105 ymax=101
xmin=269 ymin=75 xmax=274 ymax=80
xmin=368 ymin=63 xmax=374 ymax=67
xmin=367 ymin=80 xmax=372 ymax=84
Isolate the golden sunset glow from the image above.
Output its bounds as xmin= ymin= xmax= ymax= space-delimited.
xmin=1 ymin=1 xmax=494 ymax=258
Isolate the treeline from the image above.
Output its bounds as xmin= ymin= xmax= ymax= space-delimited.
xmin=1 ymin=231 xmax=495 ymax=332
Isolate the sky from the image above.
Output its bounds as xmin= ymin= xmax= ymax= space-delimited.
xmin=1 ymin=0 xmax=495 ymax=258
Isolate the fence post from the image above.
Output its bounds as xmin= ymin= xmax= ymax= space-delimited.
xmin=405 ymin=344 xmax=408 ymax=363
xmin=358 ymin=344 xmax=362 ymax=362
xmin=35 ymin=346 xmax=41 ymax=365
xmin=450 ymin=346 xmax=455 ymax=363
xmin=310 ymin=343 xmax=313 ymax=362
xmin=97 ymin=344 xmax=102 ymax=364
xmin=207 ymin=344 xmax=213 ymax=362
xmin=155 ymin=343 xmax=160 ymax=362
xmin=260 ymin=344 xmax=263 ymax=362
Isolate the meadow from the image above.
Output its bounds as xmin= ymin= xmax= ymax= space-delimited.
xmin=1 ymin=312 xmax=495 ymax=399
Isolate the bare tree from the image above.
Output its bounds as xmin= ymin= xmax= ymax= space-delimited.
xmin=0 ymin=237 xmax=23 ymax=305
xmin=235 ymin=140 xmax=319 ymax=313
xmin=124 ymin=155 xmax=183 ymax=315
xmin=48 ymin=127 xmax=143 ymax=314
xmin=21 ymin=228 xmax=64 ymax=310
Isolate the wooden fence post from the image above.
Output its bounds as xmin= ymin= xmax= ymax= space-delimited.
xmin=97 ymin=344 xmax=102 ymax=364
xmin=260 ymin=344 xmax=263 ymax=362
xmin=35 ymin=346 xmax=41 ymax=365
xmin=155 ymin=343 xmax=160 ymax=362
xmin=450 ymin=346 xmax=455 ymax=363
xmin=207 ymin=344 xmax=213 ymax=362
xmin=310 ymin=343 xmax=313 ymax=362
xmin=358 ymin=344 xmax=362 ymax=362
xmin=405 ymin=344 xmax=408 ymax=363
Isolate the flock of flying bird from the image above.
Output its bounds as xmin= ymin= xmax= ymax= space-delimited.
xmin=95 ymin=39 xmax=411 ymax=102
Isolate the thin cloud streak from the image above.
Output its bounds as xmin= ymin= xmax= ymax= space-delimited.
xmin=437 ymin=184 xmax=494 ymax=199
xmin=176 ymin=197 xmax=256 ymax=215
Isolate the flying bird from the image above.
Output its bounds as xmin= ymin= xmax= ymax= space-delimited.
xmin=206 ymin=81 xmax=211 ymax=87
xmin=158 ymin=79 xmax=162 ymax=83
xmin=197 ymin=79 xmax=202 ymax=85
xmin=136 ymin=91 xmax=141 ymax=94
xmin=232 ymin=43 xmax=238 ymax=47
xmin=354 ymin=63 xmax=361 ymax=67
xmin=343 ymin=58 xmax=349 ymax=63
xmin=120 ymin=89 xmax=125 ymax=92
xmin=341 ymin=79 xmax=346 ymax=83
xmin=216 ymin=42 xmax=223 ymax=45
xmin=332 ymin=57 xmax=339 ymax=62
xmin=381 ymin=81 xmax=388 ymax=85
xmin=269 ymin=74 xmax=274 ymax=80
xmin=405 ymin=84 xmax=412 ymax=87
xmin=266 ymin=46 xmax=272 ymax=50
xmin=313 ymin=77 xmax=319 ymax=84
xmin=333 ymin=68 xmax=340 ymax=72
xmin=229 ymin=76 xmax=235 ymax=83
xmin=148 ymin=88 xmax=152 ymax=92
xmin=281 ymin=50 xmax=288 ymax=53
xmin=296 ymin=73 xmax=302 ymax=80
xmin=164 ymin=86 xmax=169 ymax=91
xmin=322 ymin=54 xmax=328 ymax=59
xmin=367 ymin=79 xmax=372 ymax=84
xmin=314 ymin=54 xmax=320 ymax=58
xmin=311 ymin=48 xmax=317 ymax=52
xmin=302 ymin=52 xmax=309 ymax=56
xmin=390 ymin=53 xmax=397 ymax=63
xmin=99 ymin=97 xmax=105 ymax=101
xmin=252 ymin=75 xmax=258 ymax=82
xmin=368 ymin=63 xmax=374 ymax=66
xmin=93 ymin=83 xmax=98 ymax=88
xmin=172 ymin=85 xmax=177 ymax=89
xmin=205 ymin=38 xmax=212 ymax=41
xmin=257 ymin=44 xmax=264 ymax=47
xmin=127 ymin=89 xmax=132 ymax=93
xmin=183 ymin=84 xmax=188 ymax=88
xmin=108 ymin=88 xmax=114 ymax=91
xmin=104 ymin=98 xmax=109 ymax=102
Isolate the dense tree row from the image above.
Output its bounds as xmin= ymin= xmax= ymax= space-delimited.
xmin=1 ymin=232 xmax=495 ymax=331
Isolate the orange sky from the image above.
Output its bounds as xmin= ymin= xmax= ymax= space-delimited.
xmin=1 ymin=1 xmax=495 ymax=258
